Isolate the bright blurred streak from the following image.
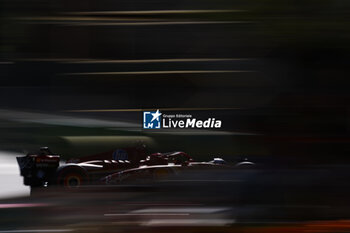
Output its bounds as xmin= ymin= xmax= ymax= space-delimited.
xmin=0 ymin=230 xmax=73 ymax=233
xmin=0 ymin=203 xmax=48 ymax=208
xmin=62 ymin=58 xmax=251 ymax=64
xmin=0 ymin=151 xmax=30 ymax=199
xmin=66 ymin=9 xmax=245 ymax=15
xmin=64 ymin=70 xmax=253 ymax=75
xmin=141 ymin=218 xmax=235 ymax=226
xmin=131 ymin=207 xmax=230 ymax=213
xmin=66 ymin=107 xmax=240 ymax=112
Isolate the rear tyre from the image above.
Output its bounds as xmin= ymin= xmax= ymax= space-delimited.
xmin=57 ymin=169 xmax=87 ymax=188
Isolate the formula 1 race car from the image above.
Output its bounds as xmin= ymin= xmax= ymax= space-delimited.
xmin=16 ymin=147 xmax=196 ymax=188
xmin=17 ymin=147 xmax=255 ymax=189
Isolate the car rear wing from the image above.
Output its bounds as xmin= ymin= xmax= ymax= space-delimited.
xmin=16 ymin=151 xmax=60 ymax=187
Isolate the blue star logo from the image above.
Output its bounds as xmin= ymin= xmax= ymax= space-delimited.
xmin=143 ymin=109 xmax=162 ymax=129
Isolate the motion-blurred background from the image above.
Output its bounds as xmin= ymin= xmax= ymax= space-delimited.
xmin=2 ymin=0 xmax=350 ymax=232
xmin=1 ymin=0 xmax=350 ymax=162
